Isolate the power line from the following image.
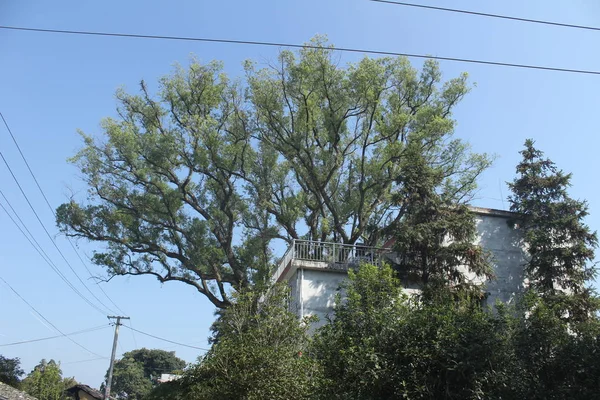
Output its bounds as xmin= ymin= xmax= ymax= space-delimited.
xmin=1 ymin=25 xmax=600 ymax=75
xmin=158 ymin=340 xmax=209 ymax=351
xmin=0 ymin=190 xmax=52 ymax=262
xmin=368 ymin=0 xmax=600 ymax=32
xmin=122 ymin=325 xmax=209 ymax=351
xmin=0 ymin=143 xmax=113 ymax=315
xmin=71 ymin=246 xmax=125 ymax=314
xmin=0 ymin=325 xmax=110 ymax=347
xmin=0 ymin=112 xmax=56 ymax=216
xmin=0 ymin=111 xmax=126 ymax=316
xmin=0 ymin=276 xmax=107 ymax=358
xmin=62 ymin=357 xmax=107 ymax=365
xmin=128 ymin=319 xmax=138 ymax=349
xmin=0 ymin=191 xmax=107 ymax=315
xmin=0 ymin=192 xmax=106 ymax=315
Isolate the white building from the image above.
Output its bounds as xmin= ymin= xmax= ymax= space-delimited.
xmin=157 ymin=374 xmax=182 ymax=383
xmin=272 ymin=207 xmax=527 ymax=328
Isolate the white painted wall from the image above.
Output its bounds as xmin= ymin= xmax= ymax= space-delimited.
xmin=474 ymin=212 xmax=527 ymax=306
xmin=287 ymin=268 xmax=346 ymax=329
xmin=300 ymin=269 xmax=346 ymax=329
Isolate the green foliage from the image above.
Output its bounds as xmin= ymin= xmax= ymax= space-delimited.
xmin=143 ymin=266 xmax=600 ymax=400
xmin=313 ymin=264 xmax=511 ymax=399
xmin=21 ymin=359 xmax=75 ymax=400
xmin=0 ymin=355 xmax=24 ymax=388
xmin=508 ymin=139 xmax=599 ymax=320
xmin=312 ymin=264 xmax=600 ymax=400
xmin=504 ymin=293 xmax=600 ymax=399
xmin=106 ymin=357 xmax=152 ymax=400
xmin=56 ymin=37 xmax=490 ymax=308
xmin=311 ymin=264 xmax=407 ymax=399
xmin=143 ymin=379 xmax=186 ymax=400
xmin=391 ymin=137 xmax=493 ymax=299
xmin=147 ymin=285 xmax=320 ymax=400
xmin=104 ymin=348 xmax=186 ymax=399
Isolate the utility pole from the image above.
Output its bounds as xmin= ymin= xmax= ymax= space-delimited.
xmin=105 ymin=316 xmax=129 ymax=400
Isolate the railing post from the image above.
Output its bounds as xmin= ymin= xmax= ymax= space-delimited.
xmin=332 ymin=242 xmax=336 ymax=264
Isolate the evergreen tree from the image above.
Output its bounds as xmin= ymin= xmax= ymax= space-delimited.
xmin=508 ymin=139 xmax=598 ymax=320
xmin=392 ymin=138 xmax=493 ymax=300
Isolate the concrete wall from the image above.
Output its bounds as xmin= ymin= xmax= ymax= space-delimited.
xmin=298 ymin=269 xmax=347 ymax=330
xmin=473 ymin=212 xmax=527 ymax=306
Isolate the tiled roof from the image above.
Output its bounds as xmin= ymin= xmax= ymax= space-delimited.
xmin=65 ymin=384 xmax=103 ymax=400
xmin=0 ymin=382 xmax=38 ymax=400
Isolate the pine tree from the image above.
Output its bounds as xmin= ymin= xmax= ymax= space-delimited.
xmin=392 ymin=139 xmax=493 ymax=301
xmin=508 ymin=139 xmax=598 ymax=320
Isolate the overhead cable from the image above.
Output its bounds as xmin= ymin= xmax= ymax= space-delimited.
xmin=0 ymin=111 xmax=125 ymax=315
xmin=0 ymin=276 xmax=107 ymax=358
xmin=368 ymin=0 xmax=600 ymax=32
xmin=62 ymin=357 xmax=107 ymax=365
xmin=0 ymin=324 xmax=110 ymax=347
xmin=0 ymin=142 xmax=113 ymax=315
xmin=0 ymin=25 xmax=599 ymax=75
xmin=0 ymin=192 xmax=107 ymax=315
xmin=122 ymin=325 xmax=210 ymax=351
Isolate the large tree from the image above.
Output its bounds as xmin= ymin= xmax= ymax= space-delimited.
xmin=0 ymin=355 xmax=24 ymax=388
xmin=56 ymin=38 xmax=491 ymax=308
xmin=102 ymin=348 xmax=186 ymax=399
xmin=508 ymin=139 xmax=598 ymax=320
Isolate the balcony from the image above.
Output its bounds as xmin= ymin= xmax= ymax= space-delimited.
xmin=272 ymin=239 xmax=389 ymax=283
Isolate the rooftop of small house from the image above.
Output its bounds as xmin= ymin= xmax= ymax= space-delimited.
xmin=65 ymin=384 xmax=103 ymax=400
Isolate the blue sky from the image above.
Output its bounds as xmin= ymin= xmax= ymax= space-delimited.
xmin=2 ymin=0 xmax=600 ymax=388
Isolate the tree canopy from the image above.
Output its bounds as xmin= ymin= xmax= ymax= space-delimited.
xmin=56 ymin=38 xmax=491 ymax=308
xmin=102 ymin=348 xmax=186 ymax=399
xmin=0 ymin=355 xmax=24 ymax=388
xmin=20 ymin=359 xmax=75 ymax=400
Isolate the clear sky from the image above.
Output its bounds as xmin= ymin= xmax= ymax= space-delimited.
xmin=1 ymin=0 xmax=600 ymax=388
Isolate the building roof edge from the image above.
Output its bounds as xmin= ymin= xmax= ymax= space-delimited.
xmin=468 ymin=205 xmax=516 ymax=218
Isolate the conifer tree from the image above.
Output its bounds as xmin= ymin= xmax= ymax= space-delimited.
xmin=508 ymin=139 xmax=598 ymax=320
xmin=392 ymin=138 xmax=493 ymax=300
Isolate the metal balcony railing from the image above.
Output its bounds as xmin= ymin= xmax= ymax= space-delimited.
xmin=272 ymin=239 xmax=387 ymax=283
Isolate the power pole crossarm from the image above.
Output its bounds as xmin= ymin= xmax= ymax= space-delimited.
xmin=104 ymin=316 xmax=130 ymax=400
